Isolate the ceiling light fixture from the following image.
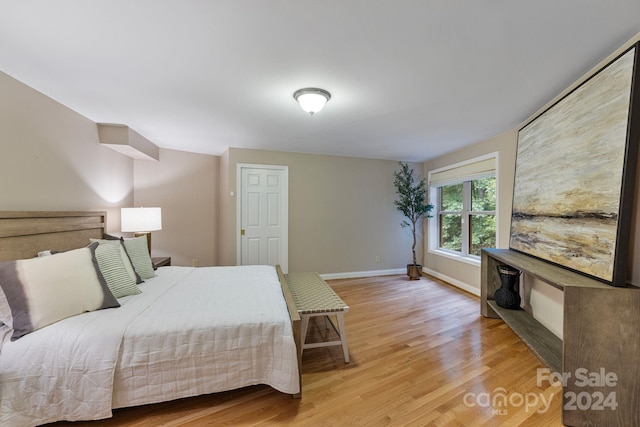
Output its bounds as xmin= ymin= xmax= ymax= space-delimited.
xmin=293 ymin=88 xmax=331 ymax=115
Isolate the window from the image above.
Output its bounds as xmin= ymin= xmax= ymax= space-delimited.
xmin=429 ymin=155 xmax=497 ymax=260
xmin=439 ymin=183 xmax=463 ymax=252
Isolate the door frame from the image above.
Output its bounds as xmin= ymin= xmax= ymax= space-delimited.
xmin=236 ymin=163 xmax=289 ymax=272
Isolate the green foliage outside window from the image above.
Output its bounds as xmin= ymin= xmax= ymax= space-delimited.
xmin=441 ymin=183 xmax=463 ymax=211
xmin=440 ymin=214 xmax=462 ymax=252
xmin=472 ymin=178 xmax=496 ymax=211
xmin=470 ymin=214 xmax=495 ymax=256
xmin=439 ymin=176 xmax=496 ymax=256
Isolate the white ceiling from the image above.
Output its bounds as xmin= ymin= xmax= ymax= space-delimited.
xmin=1 ymin=1 xmax=639 ymax=162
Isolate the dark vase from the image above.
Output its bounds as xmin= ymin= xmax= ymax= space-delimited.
xmin=494 ymin=265 xmax=522 ymax=309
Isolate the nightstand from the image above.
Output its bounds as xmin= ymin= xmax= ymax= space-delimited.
xmin=152 ymin=256 xmax=171 ymax=269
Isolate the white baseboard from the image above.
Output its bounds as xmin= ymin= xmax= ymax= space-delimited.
xmin=320 ymin=268 xmax=406 ymax=280
xmin=422 ymin=267 xmax=480 ymax=297
xmin=319 ymin=268 xmax=481 ymax=298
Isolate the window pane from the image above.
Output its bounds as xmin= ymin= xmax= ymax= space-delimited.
xmin=439 ymin=214 xmax=462 ymax=252
xmin=440 ymin=183 xmax=463 ymax=211
xmin=471 ymin=177 xmax=496 ymax=211
xmin=470 ymin=214 xmax=496 ymax=256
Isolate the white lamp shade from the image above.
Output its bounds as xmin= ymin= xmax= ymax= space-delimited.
xmin=293 ymin=88 xmax=331 ymax=115
xmin=121 ymin=207 xmax=162 ymax=232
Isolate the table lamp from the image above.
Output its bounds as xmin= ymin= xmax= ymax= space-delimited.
xmin=121 ymin=207 xmax=162 ymax=254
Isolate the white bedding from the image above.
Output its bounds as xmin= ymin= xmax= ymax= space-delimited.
xmin=0 ymin=265 xmax=299 ymax=426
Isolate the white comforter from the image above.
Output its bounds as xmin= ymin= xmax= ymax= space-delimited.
xmin=0 ymin=265 xmax=299 ymax=427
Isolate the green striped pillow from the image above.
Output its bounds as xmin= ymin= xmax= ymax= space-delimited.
xmin=122 ymin=236 xmax=155 ymax=280
xmin=93 ymin=241 xmax=141 ymax=298
xmin=93 ymin=237 xmax=142 ymax=284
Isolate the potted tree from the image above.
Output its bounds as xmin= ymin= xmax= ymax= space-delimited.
xmin=393 ymin=162 xmax=433 ymax=280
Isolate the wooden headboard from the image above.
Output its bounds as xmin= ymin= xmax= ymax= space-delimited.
xmin=0 ymin=211 xmax=106 ymax=262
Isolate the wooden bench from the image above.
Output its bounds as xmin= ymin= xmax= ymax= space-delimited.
xmin=284 ymin=272 xmax=350 ymax=363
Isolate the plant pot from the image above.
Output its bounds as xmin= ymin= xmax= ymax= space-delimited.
xmin=407 ymin=264 xmax=422 ymax=280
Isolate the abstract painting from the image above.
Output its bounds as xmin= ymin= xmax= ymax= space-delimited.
xmin=510 ymin=44 xmax=640 ymax=286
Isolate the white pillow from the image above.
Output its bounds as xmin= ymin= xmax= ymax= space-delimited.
xmin=0 ymin=243 xmax=120 ymax=340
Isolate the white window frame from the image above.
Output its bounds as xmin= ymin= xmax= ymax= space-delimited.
xmin=428 ymin=153 xmax=499 ymax=266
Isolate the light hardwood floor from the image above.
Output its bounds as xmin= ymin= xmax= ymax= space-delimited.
xmin=50 ymin=274 xmax=563 ymax=426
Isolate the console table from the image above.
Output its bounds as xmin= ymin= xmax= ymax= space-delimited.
xmin=481 ymin=248 xmax=640 ymax=426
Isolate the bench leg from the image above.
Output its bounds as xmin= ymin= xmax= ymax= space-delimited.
xmin=336 ymin=313 xmax=349 ymax=363
xmin=300 ymin=314 xmax=310 ymax=353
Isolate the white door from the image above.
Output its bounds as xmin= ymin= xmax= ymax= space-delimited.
xmin=238 ymin=165 xmax=288 ymax=272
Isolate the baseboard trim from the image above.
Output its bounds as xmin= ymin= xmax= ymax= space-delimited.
xmin=318 ymin=268 xmax=481 ymax=297
xmin=320 ymin=268 xmax=406 ymax=280
xmin=422 ymin=267 xmax=480 ymax=297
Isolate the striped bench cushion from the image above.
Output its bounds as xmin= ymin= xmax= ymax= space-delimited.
xmin=285 ymin=272 xmax=348 ymax=314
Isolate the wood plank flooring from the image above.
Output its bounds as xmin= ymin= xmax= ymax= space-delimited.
xmin=49 ymin=274 xmax=563 ymax=426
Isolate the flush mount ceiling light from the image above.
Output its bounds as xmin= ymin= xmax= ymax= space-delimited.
xmin=293 ymin=88 xmax=331 ymax=115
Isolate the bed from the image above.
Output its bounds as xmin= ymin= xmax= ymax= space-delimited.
xmin=0 ymin=211 xmax=302 ymax=426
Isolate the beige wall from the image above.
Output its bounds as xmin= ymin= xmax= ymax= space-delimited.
xmin=423 ymin=130 xmax=517 ymax=292
xmin=133 ymin=148 xmax=219 ymax=267
xmin=222 ymin=148 xmax=419 ymax=275
xmin=0 ymin=71 xmax=133 ymax=231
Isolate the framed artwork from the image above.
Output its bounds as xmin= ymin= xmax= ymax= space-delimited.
xmin=510 ymin=43 xmax=640 ymax=286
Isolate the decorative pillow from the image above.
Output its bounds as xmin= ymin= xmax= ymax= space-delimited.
xmin=0 ymin=242 xmax=120 ymax=340
xmin=118 ymin=237 xmax=143 ymax=284
xmin=95 ymin=236 xmax=143 ymax=283
xmin=90 ymin=240 xmax=141 ymax=298
xmin=0 ymin=287 xmax=11 ymax=330
xmin=122 ymin=236 xmax=155 ymax=280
